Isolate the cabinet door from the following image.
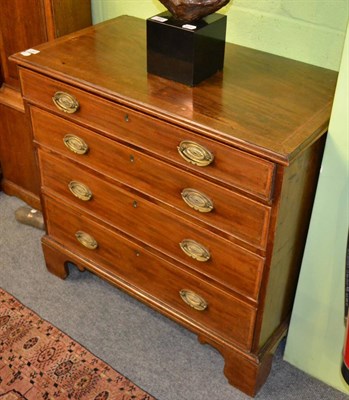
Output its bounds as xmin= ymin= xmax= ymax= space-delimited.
xmin=46 ymin=0 xmax=92 ymax=39
xmin=0 ymin=0 xmax=92 ymax=89
xmin=0 ymin=0 xmax=92 ymax=207
xmin=0 ymin=0 xmax=47 ymax=89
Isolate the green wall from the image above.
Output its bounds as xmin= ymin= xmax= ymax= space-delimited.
xmin=91 ymin=0 xmax=348 ymax=70
xmin=91 ymin=0 xmax=349 ymax=393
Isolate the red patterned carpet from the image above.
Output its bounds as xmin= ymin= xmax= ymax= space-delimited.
xmin=0 ymin=288 xmax=156 ymax=400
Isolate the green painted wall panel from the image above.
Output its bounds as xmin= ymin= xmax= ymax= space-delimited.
xmin=91 ymin=0 xmax=348 ymax=70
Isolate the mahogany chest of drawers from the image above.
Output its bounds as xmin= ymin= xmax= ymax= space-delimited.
xmin=11 ymin=16 xmax=337 ymax=396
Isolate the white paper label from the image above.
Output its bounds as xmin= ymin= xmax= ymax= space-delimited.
xmin=21 ymin=48 xmax=40 ymax=57
xmin=151 ymin=16 xmax=168 ymax=22
xmin=182 ymin=24 xmax=197 ymax=30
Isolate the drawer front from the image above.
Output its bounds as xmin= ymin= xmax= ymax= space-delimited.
xmin=38 ymin=151 xmax=265 ymax=301
xmin=44 ymin=196 xmax=256 ymax=349
xmin=31 ymin=108 xmax=271 ymax=247
xmin=21 ymin=70 xmax=275 ymax=200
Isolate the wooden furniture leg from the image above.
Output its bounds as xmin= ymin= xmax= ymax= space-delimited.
xmin=42 ymin=236 xmax=86 ymax=279
xmin=198 ymin=335 xmax=275 ymax=397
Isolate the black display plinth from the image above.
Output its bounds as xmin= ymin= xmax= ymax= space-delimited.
xmin=146 ymin=12 xmax=227 ymax=86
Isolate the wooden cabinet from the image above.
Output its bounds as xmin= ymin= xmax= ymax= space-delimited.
xmin=11 ymin=16 xmax=338 ymax=396
xmin=0 ymin=0 xmax=92 ymax=208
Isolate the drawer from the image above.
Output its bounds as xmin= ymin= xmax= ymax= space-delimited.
xmin=38 ymin=151 xmax=265 ymax=301
xmin=43 ymin=196 xmax=256 ymax=350
xmin=21 ymin=69 xmax=275 ymax=201
xmin=31 ymin=107 xmax=271 ymax=246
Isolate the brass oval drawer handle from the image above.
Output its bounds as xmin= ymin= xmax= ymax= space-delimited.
xmin=68 ymin=181 xmax=92 ymax=201
xmin=181 ymin=188 xmax=214 ymax=213
xmin=63 ymin=134 xmax=89 ymax=155
xmin=52 ymin=91 xmax=79 ymax=114
xmin=179 ymin=289 xmax=208 ymax=311
xmin=179 ymin=239 xmax=211 ymax=262
xmin=177 ymin=140 xmax=214 ymax=167
xmin=75 ymin=231 xmax=98 ymax=250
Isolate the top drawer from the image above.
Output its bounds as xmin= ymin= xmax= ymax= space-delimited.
xmin=20 ymin=68 xmax=275 ymax=201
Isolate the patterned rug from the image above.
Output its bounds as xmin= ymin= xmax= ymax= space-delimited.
xmin=0 ymin=288 xmax=156 ymax=400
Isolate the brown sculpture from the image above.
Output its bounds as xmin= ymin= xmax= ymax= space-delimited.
xmin=159 ymin=0 xmax=231 ymax=22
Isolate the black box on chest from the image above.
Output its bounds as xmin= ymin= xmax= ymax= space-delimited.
xmin=146 ymin=12 xmax=227 ymax=86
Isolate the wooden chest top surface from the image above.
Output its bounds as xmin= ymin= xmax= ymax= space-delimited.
xmin=11 ymin=15 xmax=337 ymax=163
